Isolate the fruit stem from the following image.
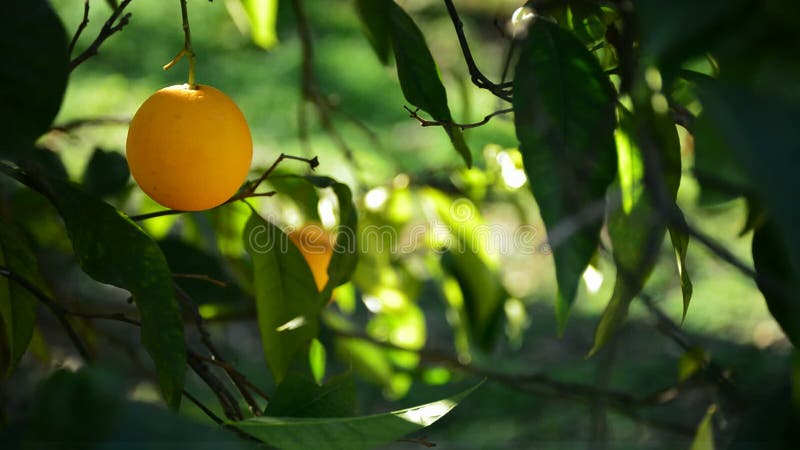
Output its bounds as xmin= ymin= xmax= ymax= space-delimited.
xmin=166 ymin=0 xmax=197 ymax=88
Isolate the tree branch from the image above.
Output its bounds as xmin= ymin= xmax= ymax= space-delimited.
xmin=404 ymin=106 xmax=513 ymax=130
xmin=442 ymin=0 xmax=513 ymax=102
xmin=69 ymin=0 xmax=134 ymax=72
xmin=68 ymin=0 xmax=91 ymax=57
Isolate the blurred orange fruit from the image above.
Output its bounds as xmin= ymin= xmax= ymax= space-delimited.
xmin=289 ymin=223 xmax=333 ymax=292
xmin=126 ymin=84 xmax=252 ymax=211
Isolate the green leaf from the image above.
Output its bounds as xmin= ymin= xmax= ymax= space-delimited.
xmin=387 ymin=1 xmax=471 ymax=167
xmin=690 ymin=404 xmax=718 ymax=450
xmin=512 ymin=19 xmax=617 ymax=331
xmin=355 ymin=0 xmax=391 ymax=65
xmin=82 ymin=148 xmax=130 ymax=198
xmin=0 ymin=0 xmax=69 ymax=157
xmin=239 ymin=0 xmax=280 ymax=50
xmin=243 ymin=212 xmax=321 ymax=383
xmin=752 ymin=221 xmax=800 ymax=347
xmin=0 ymin=166 xmax=186 ymax=409
xmin=265 ymin=374 xmax=356 ymax=418
xmin=232 ymin=382 xmax=481 ymax=450
xmin=442 ymin=249 xmax=506 ymax=351
xmin=0 ymin=219 xmax=41 ymax=377
xmin=308 ymin=338 xmax=326 ymax=385
xmin=697 ymin=82 xmax=800 ymax=274
xmin=590 ymin=111 xmax=681 ymax=356
xmin=321 ymin=181 xmax=358 ymax=300
xmin=669 ymin=215 xmax=693 ymax=322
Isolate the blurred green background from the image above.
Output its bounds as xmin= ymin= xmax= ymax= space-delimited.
xmin=4 ymin=0 xmax=790 ymax=448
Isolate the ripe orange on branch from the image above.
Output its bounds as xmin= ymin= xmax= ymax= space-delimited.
xmin=126 ymin=84 xmax=253 ymax=211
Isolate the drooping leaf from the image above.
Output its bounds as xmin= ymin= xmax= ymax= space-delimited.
xmin=232 ymin=382 xmax=481 ymax=450
xmin=690 ymin=404 xmax=718 ymax=450
xmin=693 ymin=111 xmax=751 ymax=206
xmin=387 ymin=1 xmax=472 ymax=167
xmin=590 ymin=111 xmax=682 ymax=356
xmin=264 ymin=374 xmax=356 ymax=418
xmin=238 ymin=0 xmax=280 ymax=50
xmin=0 ymin=0 xmax=69 ymax=158
xmin=513 ymin=19 xmax=617 ymax=331
xmin=243 ymin=212 xmax=321 ymax=383
xmin=0 ymin=166 xmax=186 ymax=409
xmin=354 ymin=0 xmax=391 ymax=65
xmin=669 ymin=221 xmax=694 ymax=322
xmin=0 ymin=219 xmax=42 ymax=377
xmin=82 ymin=148 xmax=130 ymax=198
xmin=752 ymin=221 xmax=800 ymax=347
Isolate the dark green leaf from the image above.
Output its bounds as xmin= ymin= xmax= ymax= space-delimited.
xmin=82 ymin=148 xmax=130 ymax=197
xmin=669 ymin=221 xmax=693 ymax=322
xmin=265 ymin=374 xmax=356 ymax=418
xmin=698 ymin=83 xmax=800 ymax=273
xmin=22 ymin=368 xmax=123 ymax=450
xmin=752 ymin=221 xmax=800 ymax=347
xmin=268 ymin=175 xmax=321 ymax=222
xmin=355 ymin=0 xmax=391 ymax=65
xmin=693 ymin=112 xmax=751 ymax=206
xmin=243 ymin=212 xmax=321 ymax=383
xmin=513 ymin=19 xmax=617 ymax=331
xmin=232 ymin=382 xmax=481 ymax=450
xmin=388 ymin=1 xmax=471 ymax=167
xmin=0 ymin=219 xmax=41 ymax=377
xmin=0 ymin=166 xmax=186 ymax=409
xmin=18 ymin=147 xmax=69 ymax=181
xmin=0 ymin=0 xmax=69 ymax=157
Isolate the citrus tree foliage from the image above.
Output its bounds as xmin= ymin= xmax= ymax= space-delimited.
xmin=1 ymin=0 xmax=800 ymax=448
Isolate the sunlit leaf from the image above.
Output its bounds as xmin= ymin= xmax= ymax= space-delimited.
xmin=590 ymin=112 xmax=681 ymax=356
xmin=0 ymin=219 xmax=41 ymax=377
xmin=232 ymin=382 xmax=481 ymax=450
xmin=690 ymin=404 xmax=717 ymax=450
xmin=243 ymin=211 xmax=321 ymax=383
xmin=309 ymin=338 xmax=327 ymax=385
xmin=265 ymin=374 xmax=356 ymax=418
xmin=513 ymin=19 xmax=617 ymax=331
xmin=0 ymin=0 xmax=68 ymax=157
xmin=387 ymin=1 xmax=472 ymax=167
xmin=669 ymin=214 xmax=694 ymax=322
xmin=0 ymin=166 xmax=186 ymax=408
xmin=237 ymin=0 xmax=279 ymax=50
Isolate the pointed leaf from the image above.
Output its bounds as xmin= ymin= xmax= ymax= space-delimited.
xmin=590 ymin=112 xmax=681 ymax=356
xmin=0 ymin=167 xmax=186 ymax=408
xmin=0 ymin=0 xmax=68 ymax=157
xmin=321 ymin=181 xmax=358 ymax=300
xmin=0 ymin=219 xmax=41 ymax=377
xmin=265 ymin=374 xmax=356 ymax=418
xmin=388 ymin=1 xmax=471 ymax=167
xmin=308 ymin=338 xmax=327 ymax=385
xmin=690 ymin=404 xmax=718 ymax=450
xmin=232 ymin=382 xmax=481 ymax=450
xmin=513 ymin=19 xmax=617 ymax=331
xmin=243 ymin=212 xmax=321 ymax=383
xmin=669 ymin=218 xmax=693 ymax=322
xmin=82 ymin=148 xmax=130 ymax=198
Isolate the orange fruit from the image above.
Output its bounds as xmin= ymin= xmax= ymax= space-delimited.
xmin=126 ymin=84 xmax=253 ymax=211
xmin=289 ymin=224 xmax=334 ymax=292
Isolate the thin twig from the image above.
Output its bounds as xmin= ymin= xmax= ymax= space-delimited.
xmin=0 ymin=265 xmax=91 ymax=362
xmin=50 ymin=116 xmax=131 ymax=133
xmin=404 ymin=106 xmax=513 ymax=130
xmin=69 ymin=0 xmax=134 ymax=71
xmin=173 ymin=273 xmax=228 ymax=288
xmin=162 ymin=0 xmax=197 ymax=87
xmin=68 ymin=0 xmax=91 ymax=57
xmin=175 ymin=285 xmax=264 ymax=415
xmin=442 ymin=0 xmax=513 ymax=102
xmin=129 ymin=191 xmax=276 ymax=221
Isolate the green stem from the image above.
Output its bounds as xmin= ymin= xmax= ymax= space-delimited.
xmin=179 ymin=0 xmax=196 ymax=88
